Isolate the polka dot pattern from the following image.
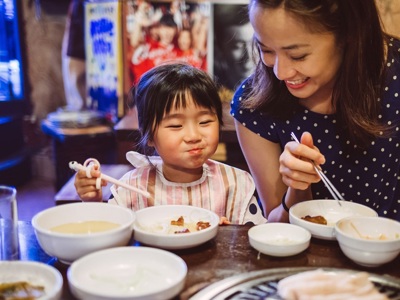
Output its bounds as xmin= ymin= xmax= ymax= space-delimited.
xmin=230 ymin=38 xmax=400 ymax=220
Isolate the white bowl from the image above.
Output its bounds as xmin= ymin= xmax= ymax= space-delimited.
xmin=289 ymin=200 xmax=378 ymax=240
xmin=0 ymin=261 xmax=63 ymax=300
xmin=67 ymin=246 xmax=187 ymax=300
xmin=32 ymin=202 xmax=135 ymax=264
xmin=335 ymin=216 xmax=400 ymax=267
xmin=133 ymin=205 xmax=219 ymax=250
xmin=248 ymin=223 xmax=311 ymax=257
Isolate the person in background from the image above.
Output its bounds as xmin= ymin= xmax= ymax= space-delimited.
xmin=213 ymin=4 xmax=255 ymax=91
xmin=231 ymin=0 xmax=400 ymax=222
xmin=61 ymin=0 xmax=87 ymax=111
xmin=129 ymin=5 xmax=179 ymax=84
xmin=75 ymin=62 xmax=267 ymax=225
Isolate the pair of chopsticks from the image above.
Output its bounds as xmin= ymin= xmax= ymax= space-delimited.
xmin=290 ymin=132 xmax=344 ymax=204
xmin=69 ymin=159 xmax=151 ymax=198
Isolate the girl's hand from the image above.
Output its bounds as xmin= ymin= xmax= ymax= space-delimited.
xmin=219 ymin=216 xmax=231 ymax=225
xmin=279 ymin=132 xmax=325 ymax=190
xmin=74 ymin=164 xmax=107 ymax=202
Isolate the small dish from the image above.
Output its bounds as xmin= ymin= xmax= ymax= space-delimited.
xmin=335 ymin=216 xmax=400 ymax=267
xmin=133 ymin=205 xmax=219 ymax=250
xmin=289 ymin=200 xmax=378 ymax=240
xmin=0 ymin=261 xmax=63 ymax=300
xmin=67 ymin=246 xmax=187 ymax=300
xmin=248 ymin=223 xmax=311 ymax=257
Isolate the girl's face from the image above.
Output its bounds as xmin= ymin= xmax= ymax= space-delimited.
xmin=149 ymin=97 xmax=220 ymax=182
xmin=250 ymin=5 xmax=343 ymax=112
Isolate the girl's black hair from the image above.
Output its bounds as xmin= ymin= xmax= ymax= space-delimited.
xmin=129 ymin=62 xmax=223 ymax=155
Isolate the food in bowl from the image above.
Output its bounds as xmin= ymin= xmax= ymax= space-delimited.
xmin=301 ymin=215 xmax=327 ymax=225
xmin=0 ymin=261 xmax=63 ymax=300
xmin=277 ymin=269 xmax=387 ymax=299
xmin=50 ymin=220 xmax=120 ymax=234
xmin=289 ymin=200 xmax=378 ymax=240
xmin=335 ymin=216 xmax=400 ymax=267
xmin=149 ymin=215 xmax=211 ymax=234
xmin=0 ymin=281 xmax=45 ymax=299
xmin=32 ymin=202 xmax=135 ymax=264
xmin=134 ymin=205 xmax=219 ymax=249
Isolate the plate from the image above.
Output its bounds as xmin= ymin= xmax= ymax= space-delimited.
xmin=190 ymin=267 xmax=400 ymax=300
xmin=0 ymin=261 xmax=63 ymax=300
xmin=133 ymin=205 xmax=219 ymax=249
xmin=67 ymin=246 xmax=187 ymax=300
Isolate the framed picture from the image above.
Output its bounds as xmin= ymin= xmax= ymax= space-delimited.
xmin=212 ymin=2 xmax=255 ymax=95
xmin=85 ymin=0 xmax=123 ymax=119
xmin=124 ymin=0 xmax=210 ymax=86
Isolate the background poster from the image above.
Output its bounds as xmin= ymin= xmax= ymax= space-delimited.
xmin=213 ymin=3 xmax=255 ymax=101
xmin=85 ymin=0 xmax=123 ymax=120
xmin=124 ymin=0 xmax=210 ymax=85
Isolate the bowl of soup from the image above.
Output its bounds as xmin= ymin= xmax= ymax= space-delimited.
xmin=32 ymin=202 xmax=135 ymax=264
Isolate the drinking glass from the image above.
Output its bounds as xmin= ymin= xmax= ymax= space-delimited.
xmin=0 ymin=185 xmax=19 ymax=260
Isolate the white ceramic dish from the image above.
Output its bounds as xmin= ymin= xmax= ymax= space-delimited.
xmin=248 ymin=223 xmax=311 ymax=257
xmin=289 ymin=200 xmax=378 ymax=240
xmin=67 ymin=246 xmax=187 ymax=300
xmin=335 ymin=216 xmax=400 ymax=267
xmin=0 ymin=261 xmax=63 ymax=300
xmin=32 ymin=202 xmax=135 ymax=264
xmin=133 ymin=205 xmax=219 ymax=250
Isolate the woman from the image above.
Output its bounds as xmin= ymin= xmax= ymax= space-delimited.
xmin=231 ymin=0 xmax=400 ymax=222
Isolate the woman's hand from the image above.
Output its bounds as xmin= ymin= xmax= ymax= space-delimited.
xmin=74 ymin=164 xmax=107 ymax=202
xmin=279 ymin=132 xmax=325 ymax=190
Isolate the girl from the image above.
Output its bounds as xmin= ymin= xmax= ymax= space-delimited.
xmin=75 ymin=62 xmax=266 ymax=225
xmin=231 ymin=0 xmax=400 ymax=222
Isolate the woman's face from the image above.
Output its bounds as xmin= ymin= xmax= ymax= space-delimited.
xmin=250 ymin=5 xmax=343 ymax=110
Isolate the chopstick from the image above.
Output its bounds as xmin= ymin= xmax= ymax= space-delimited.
xmin=69 ymin=161 xmax=151 ymax=198
xmin=290 ymin=132 xmax=344 ymax=204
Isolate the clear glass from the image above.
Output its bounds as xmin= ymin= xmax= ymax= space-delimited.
xmin=0 ymin=185 xmax=19 ymax=260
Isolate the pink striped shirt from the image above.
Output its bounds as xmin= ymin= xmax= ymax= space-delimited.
xmin=109 ymin=151 xmax=266 ymax=224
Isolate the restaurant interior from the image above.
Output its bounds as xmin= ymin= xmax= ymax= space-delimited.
xmin=0 ymin=0 xmax=399 ymax=219
xmin=1 ymin=0 xmax=400 ymax=299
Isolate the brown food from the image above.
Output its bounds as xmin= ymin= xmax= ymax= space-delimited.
xmin=174 ymin=228 xmax=190 ymax=234
xmin=301 ymin=215 xmax=328 ymax=225
xmin=196 ymin=221 xmax=211 ymax=231
xmin=171 ymin=216 xmax=185 ymax=226
xmin=0 ymin=281 xmax=45 ymax=300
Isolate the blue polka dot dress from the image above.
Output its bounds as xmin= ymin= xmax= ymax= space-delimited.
xmin=231 ymin=37 xmax=400 ymax=220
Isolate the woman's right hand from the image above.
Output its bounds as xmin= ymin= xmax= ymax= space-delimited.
xmin=74 ymin=164 xmax=106 ymax=202
xmin=279 ymin=132 xmax=325 ymax=190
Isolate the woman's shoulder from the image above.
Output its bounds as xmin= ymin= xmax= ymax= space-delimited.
xmin=232 ymin=76 xmax=253 ymax=103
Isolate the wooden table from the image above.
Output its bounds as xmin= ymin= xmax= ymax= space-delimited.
xmin=18 ymin=221 xmax=400 ymax=300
